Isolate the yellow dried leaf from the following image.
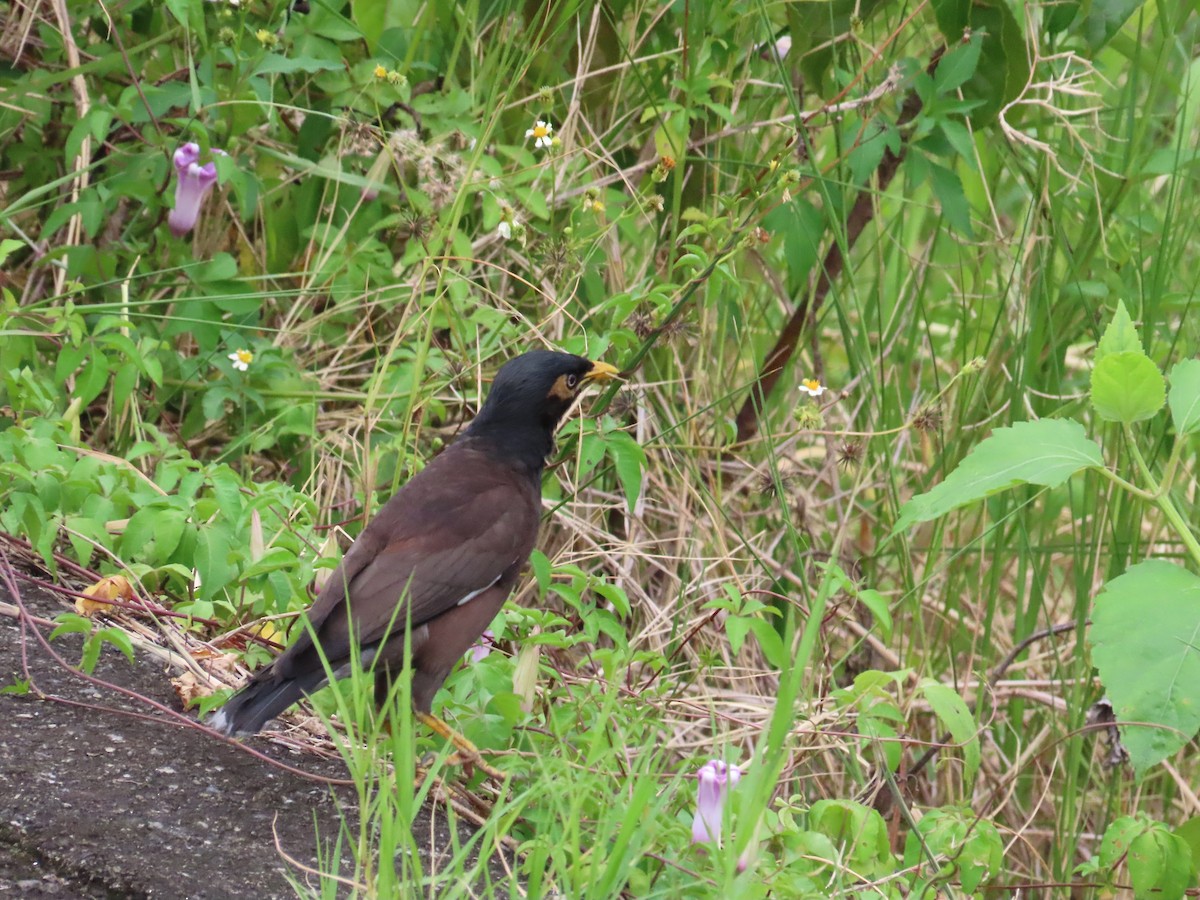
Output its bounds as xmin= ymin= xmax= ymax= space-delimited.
xmin=171 ymin=672 xmax=212 ymax=708
xmin=75 ymin=575 xmax=134 ymax=617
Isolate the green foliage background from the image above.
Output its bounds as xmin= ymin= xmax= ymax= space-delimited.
xmin=2 ymin=0 xmax=1200 ymax=896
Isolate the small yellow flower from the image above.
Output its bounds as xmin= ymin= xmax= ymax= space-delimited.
xmin=799 ymin=378 xmax=825 ymax=397
xmin=525 ymin=120 xmax=554 ymax=150
xmin=589 ymin=199 xmax=605 ymax=214
xmin=228 ymin=349 xmax=254 ymax=372
xmin=255 ymin=29 xmax=277 ymax=47
xmin=373 ymin=64 xmax=388 ymax=79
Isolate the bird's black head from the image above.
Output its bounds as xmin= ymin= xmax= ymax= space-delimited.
xmin=464 ymin=350 xmax=619 ymax=470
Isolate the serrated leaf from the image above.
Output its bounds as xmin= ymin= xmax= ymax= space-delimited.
xmin=929 ymin=161 xmax=974 ymax=237
xmin=0 ymin=239 xmax=23 ymax=267
xmin=1168 ymin=359 xmax=1200 ymax=435
xmin=1090 ymin=351 xmax=1166 ymax=423
xmin=920 ymin=679 xmax=980 ymax=784
xmin=1090 ymin=560 xmax=1200 ymax=776
xmin=934 ymin=31 xmax=983 ymax=94
xmin=1095 ymin=299 xmax=1142 ymax=359
xmin=897 ymin=419 xmax=1103 ymax=529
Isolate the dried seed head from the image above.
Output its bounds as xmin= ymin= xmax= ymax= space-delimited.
xmin=911 ymin=404 xmax=942 ymax=433
xmin=539 ymin=237 xmax=575 ymax=281
xmin=627 ymin=311 xmax=655 ymax=339
xmin=757 ymin=470 xmax=799 ymax=498
xmin=838 ymin=439 xmax=864 ymax=469
xmin=609 ymin=388 xmax=639 ymax=420
xmin=660 ymin=316 xmax=691 ymax=341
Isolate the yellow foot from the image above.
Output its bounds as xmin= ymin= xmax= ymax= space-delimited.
xmin=415 ymin=710 xmax=505 ymax=781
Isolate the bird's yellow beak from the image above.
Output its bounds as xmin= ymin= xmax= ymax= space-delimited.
xmin=583 ymin=360 xmax=620 ymax=383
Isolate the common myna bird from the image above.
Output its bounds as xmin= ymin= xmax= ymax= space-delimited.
xmin=209 ymin=350 xmax=619 ymax=766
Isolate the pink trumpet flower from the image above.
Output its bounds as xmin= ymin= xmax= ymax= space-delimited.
xmin=692 ymin=759 xmax=742 ymax=845
xmin=466 ymin=629 xmax=495 ymax=664
xmin=168 ymin=142 xmax=227 ymax=237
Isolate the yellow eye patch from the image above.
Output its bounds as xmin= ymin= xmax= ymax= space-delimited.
xmin=547 ymin=374 xmax=576 ymax=401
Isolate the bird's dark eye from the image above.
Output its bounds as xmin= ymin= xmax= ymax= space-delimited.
xmin=565 ymin=373 xmax=580 ymax=390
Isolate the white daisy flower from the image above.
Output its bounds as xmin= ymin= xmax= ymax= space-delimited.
xmin=525 ymin=120 xmax=554 ymax=150
xmin=228 ymin=349 xmax=253 ymax=372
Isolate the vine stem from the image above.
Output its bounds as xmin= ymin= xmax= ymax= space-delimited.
xmin=1124 ymin=425 xmax=1200 ymax=570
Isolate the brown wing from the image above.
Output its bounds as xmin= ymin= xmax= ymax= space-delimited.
xmin=272 ymin=443 xmax=539 ymax=681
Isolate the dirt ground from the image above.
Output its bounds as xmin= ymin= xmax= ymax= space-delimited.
xmin=0 ymin=577 xmax=510 ymax=899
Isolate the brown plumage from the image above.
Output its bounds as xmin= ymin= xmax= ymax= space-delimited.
xmin=210 ymin=351 xmax=618 ymax=739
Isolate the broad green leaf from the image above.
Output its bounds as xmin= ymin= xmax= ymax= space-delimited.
xmin=929 ymin=0 xmax=1029 ymax=122
xmin=1095 ymin=300 xmax=1143 ymax=360
xmin=897 ymin=419 xmax=1103 ymax=529
xmin=1090 ymin=351 xmax=1166 ymax=423
xmin=252 ymin=56 xmax=343 ymax=76
xmin=1168 ymin=359 xmax=1200 ymax=435
xmin=1128 ymin=828 xmax=1193 ymax=900
xmin=1174 ymin=817 xmax=1200 ymax=871
xmin=1078 ymin=0 xmax=1152 ymax=51
xmin=809 ymin=800 xmax=892 ymax=878
xmin=194 ymin=527 xmax=233 ymax=601
xmin=920 ymin=678 xmax=980 ymax=785
xmin=1090 ymin=560 xmax=1200 ymax=776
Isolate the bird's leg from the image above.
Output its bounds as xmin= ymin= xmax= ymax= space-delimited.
xmin=415 ymin=710 xmax=505 ymax=781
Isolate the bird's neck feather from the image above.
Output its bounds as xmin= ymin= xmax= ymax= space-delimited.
xmin=461 ymin=418 xmax=554 ymax=476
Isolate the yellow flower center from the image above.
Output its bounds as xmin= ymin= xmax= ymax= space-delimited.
xmin=533 ymin=125 xmax=550 ymax=139
xmin=235 ymin=350 xmax=253 ymax=365
xmin=803 ymin=379 xmax=821 ymax=392
xmin=374 ymin=65 xmax=388 ymax=79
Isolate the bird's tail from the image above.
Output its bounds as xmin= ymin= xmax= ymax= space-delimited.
xmin=207 ymin=668 xmax=328 ymax=737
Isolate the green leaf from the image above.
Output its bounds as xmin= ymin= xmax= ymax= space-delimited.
xmin=604 ymin=430 xmax=646 ymax=515
xmin=933 ymin=31 xmax=983 ymax=94
xmin=928 ymin=161 xmax=974 ymax=237
xmin=897 ymin=419 xmax=1104 ymax=529
xmin=0 ymin=239 xmax=23 ymax=267
xmin=1168 ymin=359 xmax=1200 ymax=435
xmin=856 ymin=589 xmax=893 ymax=641
xmin=747 ymin=618 xmax=785 ymax=668
xmin=1128 ymin=828 xmax=1193 ymax=900
xmin=1174 ymin=817 xmax=1200 ymax=871
xmin=929 ymin=0 xmax=1029 ymax=123
xmin=1077 ymin=0 xmax=1152 ymax=52
xmin=1090 ymin=560 xmax=1200 ymax=776
xmin=50 ymin=613 xmax=93 ymax=641
xmin=1090 ymin=351 xmax=1166 ymax=423
xmin=1095 ymin=300 xmax=1144 ymax=360
xmin=252 ymin=56 xmax=343 ymax=76
xmin=96 ymin=627 xmax=136 ymax=665
xmin=809 ymin=800 xmax=892 ymax=878
xmin=194 ymin=527 xmax=233 ymax=601
xmin=920 ymin=678 xmax=981 ymax=785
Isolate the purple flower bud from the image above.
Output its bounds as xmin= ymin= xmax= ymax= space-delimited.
xmin=168 ymin=142 xmax=226 ymax=237
xmin=692 ymin=759 xmax=742 ymax=845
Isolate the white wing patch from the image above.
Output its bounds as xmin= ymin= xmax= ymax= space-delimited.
xmin=456 ymin=571 xmax=506 ymax=606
